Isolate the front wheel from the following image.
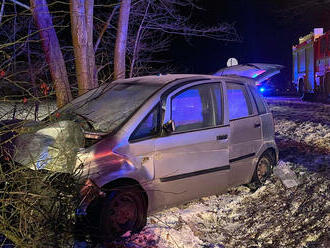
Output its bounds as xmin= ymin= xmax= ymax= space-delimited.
xmin=99 ymin=186 xmax=147 ymax=241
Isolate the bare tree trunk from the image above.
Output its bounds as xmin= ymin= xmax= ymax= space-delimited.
xmin=30 ymin=0 xmax=72 ymax=107
xmin=85 ymin=0 xmax=97 ymax=89
xmin=114 ymin=0 xmax=131 ymax=80
xmin=13 ymin=2 xmax=16 ymax=73
xmin=70 ymin=0 xmax=97 ymax=96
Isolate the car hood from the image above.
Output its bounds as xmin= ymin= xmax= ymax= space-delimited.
xmin=214 ymin=63 xmax=284 ymax=84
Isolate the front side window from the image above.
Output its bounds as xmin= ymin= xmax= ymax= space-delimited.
xmin=227 ymin=83 xmax=252 ymax=120
xmin=171 ymin=84 xmax=218 ymax=132
xmin=130 ymin=105 xmax=159 ymax=141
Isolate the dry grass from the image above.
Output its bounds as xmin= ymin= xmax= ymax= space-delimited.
xmin=0 ymin=156 xmax=81 ymax=247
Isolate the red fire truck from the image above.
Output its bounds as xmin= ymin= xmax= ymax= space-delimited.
xmin=292 ymin=28 xmax=330 ymax=100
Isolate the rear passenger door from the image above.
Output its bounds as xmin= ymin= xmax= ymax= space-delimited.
xmin=226 ymin=82 xmax=262 ymax=186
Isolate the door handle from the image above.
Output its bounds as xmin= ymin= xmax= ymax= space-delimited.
xmin=217 ymin=134 xmax=228 ymax=140
xmin=254 ymin=122 xmax=261 ymax=128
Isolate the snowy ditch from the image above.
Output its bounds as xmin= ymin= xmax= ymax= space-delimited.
xmin=0 ymin=98 xmax=329 ymax=247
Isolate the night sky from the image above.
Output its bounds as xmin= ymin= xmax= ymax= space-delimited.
xmin=171 ymin=0 xmax=330 ymax=84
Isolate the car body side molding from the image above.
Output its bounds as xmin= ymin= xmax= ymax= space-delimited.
xmin=159 ymin=165 xmax=230 ymax=182
xmin=229 ymin=153 xmax=255 ymax=163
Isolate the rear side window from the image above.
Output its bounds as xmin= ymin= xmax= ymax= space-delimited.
xmin=130 ymin=105 xmax=159 ymax=141
xmin=249 ymin=85 xmax=267 ymax=114
xmin=226 ymin=83 xmax=252 ymax=120
xmin=171 ymin=84 xmax=218 ymax=132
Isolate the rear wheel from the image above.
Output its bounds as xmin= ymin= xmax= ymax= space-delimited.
xmin=298 ymin=78 xmax=304 ymax=98
xmin=252 ymin=152 xmax=275 ymax=185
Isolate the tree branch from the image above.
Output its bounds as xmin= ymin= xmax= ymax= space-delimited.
xmin=94 ymin=5 xmax=119 ymax=52
xmin=0 ymin=0 xmax=5 ymax=24
xmin=8 ymin=0 xmax=29 ymax=10
xmin=129 ymin=1 xmax=149 ymax=77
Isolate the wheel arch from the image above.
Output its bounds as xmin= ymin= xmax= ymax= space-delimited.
xmin=101 ymin=177 xmax=148 ymax=208
xmin=255 ymin=144 xmax=278 ymax=168
xmin=249 ymin=147 xmax=278 ymax=185
xmin=263 ymin=147 xmax=277 ymax=165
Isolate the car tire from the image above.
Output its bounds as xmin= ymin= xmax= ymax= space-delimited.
xmin=97 ymin=185 xmax=147 ymax=242
xmin=252 ymin=152 xmax=275 ymax=186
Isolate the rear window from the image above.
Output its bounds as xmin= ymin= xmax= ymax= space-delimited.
xmin=249 ymin=85 xmax=267 ymax=114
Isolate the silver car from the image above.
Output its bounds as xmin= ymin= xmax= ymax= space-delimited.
xmin=13 ymin=64 xmax=282 ymax=240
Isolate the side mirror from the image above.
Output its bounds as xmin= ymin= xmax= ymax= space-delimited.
xmin=163 ymin=120 xmax=175 ymax=134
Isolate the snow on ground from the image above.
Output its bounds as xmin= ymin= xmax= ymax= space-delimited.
xmin=1 ymin=98 xmax=329 ymax=248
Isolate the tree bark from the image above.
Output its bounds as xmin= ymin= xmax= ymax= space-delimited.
xmin=30 ymin=0 xmax=72 ymax=108
xmin=114 ymin=0 xmax=131 ymax=80
xmin=85 ymin=0 xmax=97 ymax=89
xmin=70 ymin=0 xmax=97 ymax=96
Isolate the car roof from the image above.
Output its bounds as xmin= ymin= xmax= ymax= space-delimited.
xmin=113 ymin=74 xmax=257 ymax=86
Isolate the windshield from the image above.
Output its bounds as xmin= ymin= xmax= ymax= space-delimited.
xmin=58 ymin=79 xmax=162 ymax=133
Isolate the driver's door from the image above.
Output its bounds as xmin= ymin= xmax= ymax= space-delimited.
xmin=154 ymin=81 xmax=230 ymax=208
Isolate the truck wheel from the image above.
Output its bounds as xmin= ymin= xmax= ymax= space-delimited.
xmin=99 ymin=186 xmax=147 ymax=242
xmin=298 ymin=79 xmax=304 ymax=98
xmin=252 ymin=152 xmax=275 ymax=185
xmin=326 ymin=73 xmax=330 ymax=98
